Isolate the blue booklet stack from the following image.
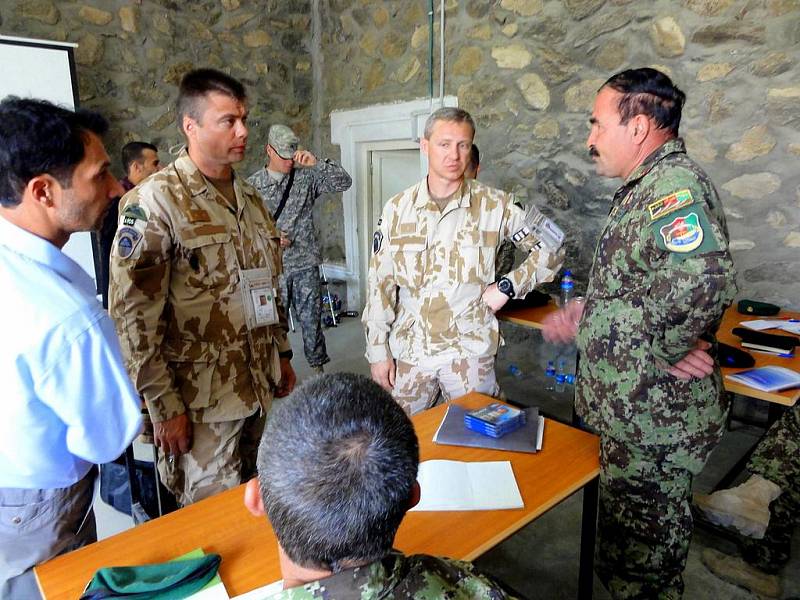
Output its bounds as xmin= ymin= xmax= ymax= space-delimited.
xmin=464 ymin=403 xmax=526 ymax=438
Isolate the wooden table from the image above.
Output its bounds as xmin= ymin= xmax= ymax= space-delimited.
xmin=36 ymin=393 xmax=600 ymax=600
xmin=496 ymin=302 xmax=559 ymax=330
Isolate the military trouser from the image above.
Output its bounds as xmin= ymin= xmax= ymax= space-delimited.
xmin=740 ymin=404 xmax=799 ymax=573
xmin=597 ymin=436 xmax=715 ymax=599
xmin=392 ymin=354 xmax=500 ymax=415
xmin=0 ymin=467 xmax=97 ymax=599
xmin=158 ymin=411 xmax=266 ymax=506
xmin=281 ymin=266 xmax=329 ymax=368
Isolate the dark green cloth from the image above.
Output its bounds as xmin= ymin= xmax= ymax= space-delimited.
xmin=81 ymin=553 xmax=221 ymax=600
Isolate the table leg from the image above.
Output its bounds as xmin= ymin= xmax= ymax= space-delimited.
xmin=578 ymin=475 xmax=598 ymax=600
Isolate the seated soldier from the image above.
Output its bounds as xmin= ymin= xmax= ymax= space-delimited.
xmin=244 ymin=372 xmax=517 ymax=599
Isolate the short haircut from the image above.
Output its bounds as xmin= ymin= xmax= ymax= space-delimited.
xmin=257 ymin=373 xmax=419 ymax=572
xmin=0 ymin=97 xmax=108 ymax=208
xmin=121 ymin=141 xmax=158 ymax=175
xmin=176 ymin=68 xmax=247 ymax=134
xmin=601 ymin=68 xmax=685 ymax=136
xmin=468 ymin=144 xmax=480 ymax=171
xmin=423 ymin=106 xmax=476 ymax=139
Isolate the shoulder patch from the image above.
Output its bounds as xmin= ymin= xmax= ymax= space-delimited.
xmin=120 ymin=203 xmax=149 ymax=236
xmin=658 ymin=212 xmax=704 ymax=253
xmin=372 ymin=230 xmax=383 ymax=254
xmin=648 ymin=189 xmax=693 ymax=221
xmin=117 ymin=226 xmax=143 ymax=259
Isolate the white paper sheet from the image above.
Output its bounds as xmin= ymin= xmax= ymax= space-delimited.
xmin=230 ymin=579 xmax=283 ymax=600
xmin=409 ymin=460 xmax=523 ymax=511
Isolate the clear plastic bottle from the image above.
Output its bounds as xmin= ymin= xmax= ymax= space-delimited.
xmin=560 ymin=269 xmax=574 ymax=307
xmin=508 ymin=364 xmax=523 ymax=378
xmin=544 ymin=360 xmax=556 ymax=391
xmin=565 ymin=373 xmax=576 ymax=385
xmin=555 ymin=358 xmax=567 ymax=392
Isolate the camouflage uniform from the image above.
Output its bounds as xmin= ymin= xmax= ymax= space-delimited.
xmin=109 ymin=150 xmax=291 ymax=506
xmin=739 ymin=404 xmax=800 ymax=573
xmin=248 ymin=160 xmax=351 ymax=368
xmin=267 ymin=551 xmax=517 ymax=599
xmin=575 ymin=138 xmax=737 ymax=598
xmin=364 ymin=178 xmax=563 ymax=414
xmin=494 ymin=241 xmax=516 ymax=278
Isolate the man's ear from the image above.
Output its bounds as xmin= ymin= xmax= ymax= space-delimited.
xmin=183 ymin=115 xmax=196 ymax=138
xmin=631 ymin=114 xmax=650 ymax=144
xmin=27 ymin=174 xmax=59 ymax=208
xmin=244 ymin=477 xmax=266 ymax=517
xmin=419 ymin=137 xmax=430 ymax=157
xmin=406 ymin=481 xmax=420 ymax=511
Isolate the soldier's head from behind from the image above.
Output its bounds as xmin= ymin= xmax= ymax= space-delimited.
xmin=244 ymin=373 xmax=420 ymax=581
xmin=265 ymin=124 xmax=300 ymax=174
xmin=464 ymin=144 xmax=480 ymax=180
xmin=587 ymin=68 xmax=685 ymax=180
xmin=0 ymin=97 xmax=123 ymax=248
xmin=177 ymin=68 xmax=248 ymax=172
xmin=421 ymin=107 xmax=475 ymax=186
xmin=121 ymin=141 xmax=162 ymax=186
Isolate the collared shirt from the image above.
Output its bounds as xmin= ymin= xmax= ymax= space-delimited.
xmin=575 ymin=138 xmax=737 ymax=447
xmin=267 ymin=552 xmax=517 ymax=599
xmin=248 ymin=159 xmax=352 ymax=274
xmin=363 ymin=178 xmax=564 ymax=364
xmin=0 ymin=218 xmax=142 ymax=489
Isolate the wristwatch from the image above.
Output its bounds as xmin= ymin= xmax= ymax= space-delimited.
xmin=496 ymin=277 xmax=515 ymax=299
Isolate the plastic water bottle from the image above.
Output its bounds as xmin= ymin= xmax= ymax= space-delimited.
xmin=565 ymin=373 xmax=576 ymax=385
xmin=555 ymin=358 xmax=567 ymax=392
xmin=560 ymin=269 xmax=574 ymax=307
xmin=544 ymin=360 xmax=556 ymax=391
xmin=508 ymin=364 xmax=523 ymax=378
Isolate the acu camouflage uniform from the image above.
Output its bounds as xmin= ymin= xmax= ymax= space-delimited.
xmin=266 ymin=552 xmax=517 ymax=600
xmin=575 ymin=138 xmax=737 ymax=598
xmin=109 ymin=150 xmax=291 ymax=506
xmin=248 ymin=160 xmax=351 ymax=368
xmin=738 ymin=404 xmax=800 ymax=573
xmin=364 ymin=178 xmax=563 ymax=414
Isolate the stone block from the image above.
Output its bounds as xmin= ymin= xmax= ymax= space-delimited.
xmin=492 ymin=44 xmax=532 ymax=69
xmin=650 ymin=16 xmax=685 ymax=57
xmin=516 ymin=73 xmax=550 ymax=110
xmin=564 ymin=79 xmax=604 ymax=112
xmin=16 ymin=0 xmax=59 ymax=25
xmin=725 ymin=125 xmax=776 ymax=162
xmin=75 ymin=33 xmax=103 ymax=66
xmin=683 ymin=0 xmax=734 ymax=16
xmin=767 ymin=86 xmax=800 ymax=125
xmin=79 ymin=6 xmax=113 ymax=26
xmin=722 ymin=172 xmax=781 ymax=199
xmin=573 ymin=9 xmax=632 ymax=47
xmin=696 ymin=62 xmax=733 ymax=82
xmin=244 ymin=30 xmax=272 ymax=48
xmin=452 ymin=47 xmax=483 ymax=77
xmin=751 ymin=52 xmax=792 ymax=77
xmin=500 ymin=0 xmax=544 ymax=17
xmin=119 ymin=6 xmax=139 ymax=33
xmin=564 ymin=0 xmax=606 ymax=19
xmin=692 ymin=22 xmax=765 ymax=45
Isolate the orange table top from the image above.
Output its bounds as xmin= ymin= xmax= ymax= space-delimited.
xmin=35 ymin=393 xmax=599 ymax=600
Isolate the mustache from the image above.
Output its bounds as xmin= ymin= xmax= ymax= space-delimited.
xmin=589 ymin=145 xmax=599 ymax=158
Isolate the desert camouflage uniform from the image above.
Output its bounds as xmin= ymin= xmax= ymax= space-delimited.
xmin=364 ymin=178 xmax=563 ymax=414
xmin=109 ymin=150 xmax=291 ymax=506
xmin=249 ymin=160 xmax=351 ymax=368
xmin=575 ymin=138 xmax=737 ymax=598
xmin=739 ymin=404 xmax=800 ymax=572
xmin=267 ymin=552 xmax=517 ymax=599
xmin=494 ymin=241 xmax=516 ymax=278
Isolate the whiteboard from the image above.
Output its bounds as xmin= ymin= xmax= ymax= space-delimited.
xmin=0 ymin=35 xmax=98 ymax=288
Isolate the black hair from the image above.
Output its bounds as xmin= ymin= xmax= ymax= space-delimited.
xmin=0 ymin=97 xmax=108 ymax=208
xmin=602 ymin=68 xmax=686 ymax=136
xmin=121 ymin=141 xmax=158 ymax=175
xmin=176 ymin=68 xmax=247 ymax=133
xmin=257 ymin=373 xmax=419 ymax=572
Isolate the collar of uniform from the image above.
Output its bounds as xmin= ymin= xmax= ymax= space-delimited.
xmin=174 ymin=148 xmax=247 ymax=218
xmin=623 ymin=137 xmax=686 ymax=187
xmin=413 ymin=178 xmax=469 ymax=209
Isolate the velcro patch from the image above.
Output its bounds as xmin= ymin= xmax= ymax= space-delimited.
xmin=512 ymin=226 xmax=530 ymax=243
xmin=372 ymin=230 xmax=383 ymax=254
xmin=120 ymin=203 xmax=149 ymax=235
xmin=648 ymin=189 xmax=693 ymax=221
xmin=117 ymin=226 xmax=143 ymax=259
xmin=659 ymin=212 xmax=704 ymax=253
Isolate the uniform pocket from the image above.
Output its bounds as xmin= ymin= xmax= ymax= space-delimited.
xmin=389 ymin=235 xmax=427 ymax=289
xmin=166 ymin=341 xmax=219 ymax=410
xmin=178 ymin=232 xmax=235 ymax=292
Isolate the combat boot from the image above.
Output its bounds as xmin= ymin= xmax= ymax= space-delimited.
xmin=694 ymin=475 xmax=781 ymax=538
xmin=701 ymin=548 xmax=782 ymax=598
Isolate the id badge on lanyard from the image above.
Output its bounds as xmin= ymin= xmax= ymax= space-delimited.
xmin=240 ymin=266 xmax=278 ymax=330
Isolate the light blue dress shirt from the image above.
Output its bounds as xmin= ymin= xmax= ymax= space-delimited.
xmin=0 ymin=218 xmax=142 ymax=489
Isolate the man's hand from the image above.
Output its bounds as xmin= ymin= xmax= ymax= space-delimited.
xmin=276 ymin=357 xmax=297 ymax=397
xmin=370 ymin=359 xmax=396 ymax=392
xmin=481 ymin=283 xmax=510 ymax=313
xmin=279 ymin=230 xmax=291 ymax=248
xmin=542 ymin=299 xmax=585 ymax=344
xmin=293 ymin=150 xmax=317 ymax=168
xmin=666 ymin=339 xmax=714 ymax=380
xmin=153 ymin=413 xmax=192 ymax=457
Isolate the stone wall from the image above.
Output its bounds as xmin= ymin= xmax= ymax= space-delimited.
xmin=318 ymin=0 xmax=800 ymax=310
xmin=2 ymin=0 xmax=314 ymax=179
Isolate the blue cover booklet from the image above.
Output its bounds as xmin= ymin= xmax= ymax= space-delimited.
xmin=725 ymin=366 xmax=800 ymax=392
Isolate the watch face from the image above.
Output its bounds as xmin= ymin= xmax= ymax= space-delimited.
xmin=498 ymin=278 xmax=514 ymax=296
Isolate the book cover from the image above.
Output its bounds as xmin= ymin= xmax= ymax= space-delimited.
xmin=466 ymin=402 xmax=524 ymax=427
xmin=434 ymin=405 xmax=542 ymax=453
xmin=725 ymin=366 xmax=800 ymax=392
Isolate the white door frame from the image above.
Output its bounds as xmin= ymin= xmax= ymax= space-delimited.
xmin=329 ymin=96 xmax=458 ymax=309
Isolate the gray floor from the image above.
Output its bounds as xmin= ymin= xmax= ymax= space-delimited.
xmin=95 ymin=316 xmax=799 ymax=599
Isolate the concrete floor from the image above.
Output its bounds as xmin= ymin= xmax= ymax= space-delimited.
xmin=95 ymin=316 xmax=799 ymax=599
